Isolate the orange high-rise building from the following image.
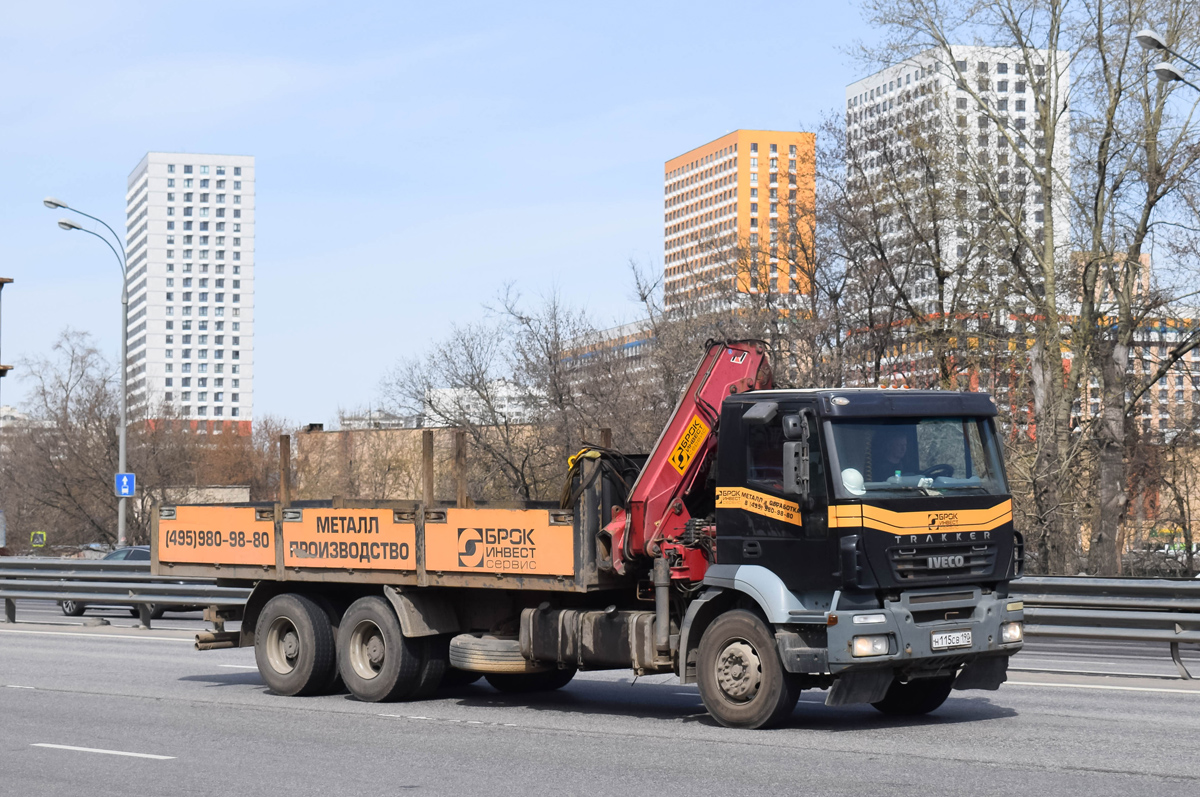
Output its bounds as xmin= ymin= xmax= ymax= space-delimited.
xmin=663 ymin=130 xmax=815 ymax=310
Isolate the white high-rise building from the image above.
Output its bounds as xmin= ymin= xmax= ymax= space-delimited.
xmin=844 ymin=46 xmax=1071 ymax=315
xmin=124 ymin=153 xmax=255 ymax=431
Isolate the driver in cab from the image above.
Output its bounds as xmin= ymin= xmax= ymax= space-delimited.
xmin=872 ymin=430 xmax=915 ymax=482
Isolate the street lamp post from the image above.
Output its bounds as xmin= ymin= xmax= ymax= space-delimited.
xmin=1137 ymin=28 xmax=1200 ymax=93
xmin=45 ymin=199 xmax=130 ymax=548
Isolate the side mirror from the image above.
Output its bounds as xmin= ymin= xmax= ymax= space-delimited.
xmin=782 ymin=411 xmax=814 ymax=509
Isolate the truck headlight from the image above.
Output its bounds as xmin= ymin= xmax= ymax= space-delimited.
xmin=852 ymin=635 xmax=890 ymax=657
xmin=1001 ymin=621 xmax=1023 ymax=643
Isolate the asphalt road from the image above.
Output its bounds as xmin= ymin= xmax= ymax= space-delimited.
xmin=2 ymin=599 xmax=1199 ymax=796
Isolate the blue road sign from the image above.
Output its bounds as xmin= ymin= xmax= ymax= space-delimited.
xmin=115 ymin=473 xmax=136 ymax=498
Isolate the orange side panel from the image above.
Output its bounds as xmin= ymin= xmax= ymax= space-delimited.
xmin=159 ymin=506 xmax=275 ymax=566
xmin=425 ymin=508 xmax=574 ymax=576
xmin=283 ymin=508 xmax=416 ymax=571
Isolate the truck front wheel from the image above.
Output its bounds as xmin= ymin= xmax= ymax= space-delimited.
xmin=697 ymin=610 xmax=800 ymax=729
xmin=254 ymin=593 xmax=337 ymax=697
xmin=337 ymin=596 xmax=424 ymax=702
xmin=871 ymin=676 xmax=954 ymax=716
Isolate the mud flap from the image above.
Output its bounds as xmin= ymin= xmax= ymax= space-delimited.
xmin=952 ymin=654 xmax=1009 ymax=691
xmin=825 ymin=669 xmax=893 ymax=706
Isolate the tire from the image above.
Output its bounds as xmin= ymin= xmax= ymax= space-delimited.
xmin=308 ymin=595 xmax=347 ymax=695
xmin=128 ymin=605 xmax=165 ymax=619
xmin=871 ymin=676 xmax=954 ymax=716
xmin=254 ymin=593 xmax=337 ymax=697
xmin=485 ymin=668 xmax=576 ymax=694
xmin=410 ymin=634 xmax=449 ymax=700
xmin=336 ymin=596 xmax=424 ymax=702
xmin=696 ymin=609 xmax=801 ymax=729
xmin=61 ymin=601 xmax=86 ymax=617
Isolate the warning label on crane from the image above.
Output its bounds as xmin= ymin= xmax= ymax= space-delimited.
xmin=669 ymin=415 xmax=710 ymax=475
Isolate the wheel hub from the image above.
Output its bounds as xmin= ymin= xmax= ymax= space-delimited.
xmin=265 ymin=616 xmax=299 ymax=675
xmin=348 ymin=620 xmax=386 ymax=680
xmin=366 ymin=636 xmax=385 ymax=666
xmin=715 ymin=640 xmax=761 ymax=701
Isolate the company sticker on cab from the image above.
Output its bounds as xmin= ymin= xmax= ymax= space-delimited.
xmin=669 ymin=415 xmax=711 ymax=475
xmin=425 ymin=508 xmax=574 ymax=576
xmin=716 ymin=487 xmax=803 ymax=526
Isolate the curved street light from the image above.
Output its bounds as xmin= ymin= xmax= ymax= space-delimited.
xmin=48 ymin=200 xmax=130 ymax=548
xmin=1137 ymin=28 xmax=1200 ymax=93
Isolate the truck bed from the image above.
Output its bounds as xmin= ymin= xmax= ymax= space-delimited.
xmin=152 ymin=499 xmax=618 ymax=592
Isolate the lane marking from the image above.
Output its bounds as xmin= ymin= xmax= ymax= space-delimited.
xmin=1009 ymin=680 xmax=1200 ymax=695
xmin=31 ymin=744 xmax=175 ymax=760
xmin=1011 ymin=666 xmax=1180 ymax=681
xmin=217 ymin=664 xmax=258 ymax=670
xmin=0 ymin=629 xmax=190 ymax=643
xmin=5 ymin=685 xmax=35 ymax=689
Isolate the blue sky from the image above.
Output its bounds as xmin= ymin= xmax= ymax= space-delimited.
xmin=0 ymin=0 xmax=874 ymax=424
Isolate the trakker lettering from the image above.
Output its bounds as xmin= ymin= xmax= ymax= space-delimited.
xmin=905 ymin=531 xmax=992 ymax=544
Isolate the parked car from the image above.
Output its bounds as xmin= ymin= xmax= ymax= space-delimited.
xmin=59 ymin=546 xmax=195 ymax=619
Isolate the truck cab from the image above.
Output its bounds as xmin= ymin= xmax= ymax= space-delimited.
xmin=678 ymin=387 xmax=1025 ymax=724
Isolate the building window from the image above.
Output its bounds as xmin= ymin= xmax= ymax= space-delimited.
xmin=184 ymin=165 xmax=193 ymax=174
xmin=200 ymin=166 xmax=209 ymax=175
xmin=234 ymin=167 xmax=242 ymax=176
xmin=216 ymin=166 xmax=225 ymax=176
xmin=168 ymin=165 xmax=176 ymax=174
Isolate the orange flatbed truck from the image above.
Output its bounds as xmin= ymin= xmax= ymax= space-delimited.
xmin=155 ymin=340 xmax=1025 ymax=728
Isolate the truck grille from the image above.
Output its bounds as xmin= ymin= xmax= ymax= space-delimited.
xmin=889 ymin=542 xmax=997 ymax=582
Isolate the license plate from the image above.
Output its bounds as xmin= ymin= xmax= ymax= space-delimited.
xmin=931 ymin=630 xmax=972 ymax=650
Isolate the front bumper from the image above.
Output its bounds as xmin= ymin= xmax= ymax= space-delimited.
xmin=827 ymin=587 xmax=1023 ymax=672
xmin=775 ymin=587 xmax=1023 ymax=681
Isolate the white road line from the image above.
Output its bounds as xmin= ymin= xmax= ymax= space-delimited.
xmin=217 ymin=664 xmax=258 ymax=669
xmin=0 ymin=629 xmax=190 ymax=642
xmin=5 ymin=685 xmax=35 ymax=689
xmin=31 ymin=744 xmax=175 ymax=760
xmin=1008 ymin=680 xmax=1200 ymax=695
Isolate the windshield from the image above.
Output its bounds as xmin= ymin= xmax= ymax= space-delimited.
xmin=829 ymin=416 xmax=1007 ymax=499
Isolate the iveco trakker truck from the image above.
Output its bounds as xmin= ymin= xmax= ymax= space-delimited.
xmin=156 ymin=340 xmax=1025 ymax=728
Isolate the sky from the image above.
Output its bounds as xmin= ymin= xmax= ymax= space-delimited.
xmin=0 ymin=0 xmax=877 ymax=426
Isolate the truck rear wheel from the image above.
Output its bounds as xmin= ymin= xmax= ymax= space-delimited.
xmin=410 ymin=634 xmax=450 ymax=699
xmin=254 ymin=593 xmax=337 ymax=697
xmin=871 ymin=676 xmax=954 ymax=716
xmin=485 ymin=668 xmax=576 ymax=693
xmin=697 ymin=610 xmax=800 ymax=729
xmin=337 ymin=596 xmax=424 ymax=702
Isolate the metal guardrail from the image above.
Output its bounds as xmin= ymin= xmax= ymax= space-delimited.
xmin=3 ymin=560 xmax=1197 ymax=676
xmin=1011 ymin=576 xmax=1200 ymax=680
xmin=0 ymin=557 xmax=250 ymax=630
